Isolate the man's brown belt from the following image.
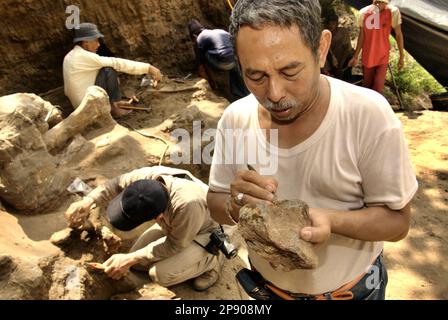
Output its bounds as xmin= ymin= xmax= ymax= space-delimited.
xmin=264 ymin=273 xmax=367 ymax=300
xmin=261 ymin=264 xmax=373 ymax=300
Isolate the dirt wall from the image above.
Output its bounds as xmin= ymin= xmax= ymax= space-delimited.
xmin=0 ymin=0 xmax=230 ymax=96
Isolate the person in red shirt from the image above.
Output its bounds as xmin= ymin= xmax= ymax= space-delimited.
xmin=349 ymin=0 xmax=404 ymax=94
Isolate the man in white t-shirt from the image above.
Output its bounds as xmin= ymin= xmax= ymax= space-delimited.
xmin=63 ymin=23 xmax=162 ymax=117
xmin=207 ymin=0 xmax=417 ymax=300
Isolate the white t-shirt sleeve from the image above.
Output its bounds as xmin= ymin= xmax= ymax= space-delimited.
xmin=96 ymin=56 xmax=150 ymax=75
xmin=358 ymin=125 xmax=418 ymax=210
xmin=79 ymin=49 xmax=150 ymax=75
xmin=391 ymin=6 xmax=403 ymax=28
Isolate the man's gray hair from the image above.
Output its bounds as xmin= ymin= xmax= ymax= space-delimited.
xmin=229 ymin=0 xmax=323 ymax=60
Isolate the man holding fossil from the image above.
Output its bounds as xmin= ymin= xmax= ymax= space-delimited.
xmin=207 ymin=0 xmax=417 ymax=300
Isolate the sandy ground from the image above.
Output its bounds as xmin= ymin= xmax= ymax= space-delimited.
xmin=1 ymin=78 xmax=447 ymax=299
xmin=383 ymin=111 xmax=448 ymax=300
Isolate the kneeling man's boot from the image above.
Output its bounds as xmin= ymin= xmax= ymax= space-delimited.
xmin=193 ymin=254 xmax=224 ymax=291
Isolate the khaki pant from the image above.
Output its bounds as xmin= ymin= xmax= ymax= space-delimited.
xmin=130 ymin=224 xmax=219 ymax=287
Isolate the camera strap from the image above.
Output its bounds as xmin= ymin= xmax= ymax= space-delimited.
xmin=193 ymin=239 xmax=207 ymax=251
xmin=193 ymin=225 xmax=226 ymax=256
xmin=193 ymin=238 xmax=219 ymax=256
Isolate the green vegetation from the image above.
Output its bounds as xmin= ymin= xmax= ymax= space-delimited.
xmin=388 ymin=37 xmax=445 ymax=96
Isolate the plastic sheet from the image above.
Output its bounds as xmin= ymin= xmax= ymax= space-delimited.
xmin=67 ymin=178 xmax=93 ymax=196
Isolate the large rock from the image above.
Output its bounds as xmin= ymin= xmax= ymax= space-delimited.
xmin=0 ymin=93 xmax=73 ymax=213
xmin=43 ymin=86 xmax=115 ymax=151
xmin=0 ymin=88 xmax=114 ymax=213
xmin=0 ymin=254 xmax=49 ymax=300
xmin=47 ymin=257 xmax=141 ymax=300
xmin=0 ymin=250 xmax=145 ymax=300
xmin=0 ymin=210 xmax=144 ymax=300
xmin=0 ymin=93 xmax=62 ymax=129
xmin=238 ymin=200 xmax=318 ymax=271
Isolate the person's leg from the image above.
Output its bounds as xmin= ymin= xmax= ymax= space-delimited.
xmin=363 ymin=66 xmax=375 ymax=90
xmin=202 ymin=63 xmax=218 ymax=90
xmin=205 ymin=52 xmax=242 ymax=101
xmin=130 ymin=224 xmax=166 ymax=271
xmin=372 ymin=64 xmax=388 ymax=94
xmin=95 ymin=67 xmax=122 ymax=103
xmin=148 ymin=233 xmax=220 ymax=287
xmin=206 ymin=64 xmax=233 ymax=100
xmin=95 ymin=67 xmax=132 ymax=117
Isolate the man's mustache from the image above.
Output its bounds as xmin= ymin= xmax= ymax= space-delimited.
xmin=262 ymin=99 xmax=299 ymax=111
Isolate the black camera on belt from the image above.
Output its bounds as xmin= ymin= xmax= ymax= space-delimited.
xmin=205 ymin=226 xmax=238 ymax=259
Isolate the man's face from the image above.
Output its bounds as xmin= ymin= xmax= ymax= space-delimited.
xmin=236 ymin=25 xmax=325 ymax=123
xmin=373 ymin=1 xmax=387 ymax=11
xmin=82 ymin=39 xmax=100 ymax=53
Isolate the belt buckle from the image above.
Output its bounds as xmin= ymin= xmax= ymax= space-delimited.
xmin=289 ymin=292 xmax=316 ymax=300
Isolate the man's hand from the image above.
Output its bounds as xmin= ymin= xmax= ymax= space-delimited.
xmin=398 ymin=55 xmax=404 ymax=71
xmin=65 ymin=197 xmax=95 ymax=228
xmin=103 ymin=253 xmax=139 ymax=280
xmin=221 ymin=170 xmax=277 ymax=223
xmin=230 ymin=169 xmax=278 ymax=206
xmin=148 ymin=66 xmax=162 ymax=84
xmin=300 ymin=208 xmax=333 ymax=246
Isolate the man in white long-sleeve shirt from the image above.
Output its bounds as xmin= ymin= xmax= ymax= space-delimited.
xmin=63 ymin=23 xmax=162 ymax=117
